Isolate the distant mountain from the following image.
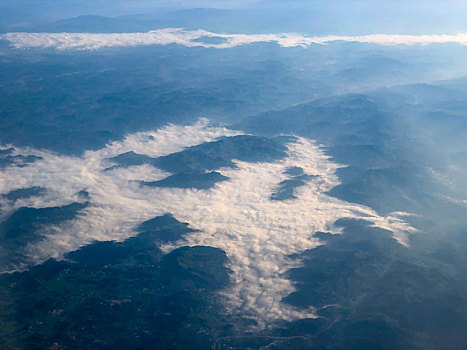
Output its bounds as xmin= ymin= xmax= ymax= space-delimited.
xmin=21 ymin=15 xmax=163 ymax=33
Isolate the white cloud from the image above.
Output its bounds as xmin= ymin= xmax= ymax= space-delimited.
xmin=2 ymin=28 xmax=467 ymax=50
xmin=0 ymin=120 xmax=416 ymax=328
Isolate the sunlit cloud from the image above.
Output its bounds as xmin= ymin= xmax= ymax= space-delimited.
xmin=0 ymin=120 xmax=416 ymax=327
xmin=2 ymin=28 xmax=467 ymax=50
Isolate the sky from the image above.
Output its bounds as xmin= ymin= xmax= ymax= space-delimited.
xmin=1 ymin=0 xmax=467 ymax=338
xmin=2 ymin=0 xmax=467 ymax=35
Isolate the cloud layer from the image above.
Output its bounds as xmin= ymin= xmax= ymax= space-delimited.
xmin=0 ymin=120 xmax=416 ymax=327
xmin=2 ymin=28 xmax=467 ymax=50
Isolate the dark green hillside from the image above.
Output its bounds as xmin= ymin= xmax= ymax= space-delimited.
xmin=0 ymin=203 xmax=87 ymax=270
xmin=3 ymin=186 xmax=46 ymax=201
xmin=0 ymin=215 xmax=231 ymax=350
xmin=109 ymin=135 xmax=288 ymax=189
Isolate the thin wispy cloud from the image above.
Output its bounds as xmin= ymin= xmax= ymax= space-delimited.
xmin=2 ymin=29 xmax=467 ymax=50
xmin=0 ymin=120 xmax=416 ymax=327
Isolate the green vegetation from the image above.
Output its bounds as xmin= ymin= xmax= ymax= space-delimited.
xmin=0 ymin=214 xmax=230 ymax=350
xmin=3 ymin=187 xmax=46 ymax=201
xmin=0 ymin=203 xmax=87 ymax=270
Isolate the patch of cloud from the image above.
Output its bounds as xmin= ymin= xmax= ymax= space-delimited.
xmin=0 ymin=120 xmax=416 ymax=328
xmin=2 ymin=29 xmax=467 ymax=50
xmin=0 ymin=119 xmax=238 ymax=220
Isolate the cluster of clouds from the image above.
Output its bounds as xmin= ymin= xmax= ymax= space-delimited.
xmin=0 ymin=119 xmax=416 ymax=327
xmin=2 ymin=28 xmax=467 ymax=50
